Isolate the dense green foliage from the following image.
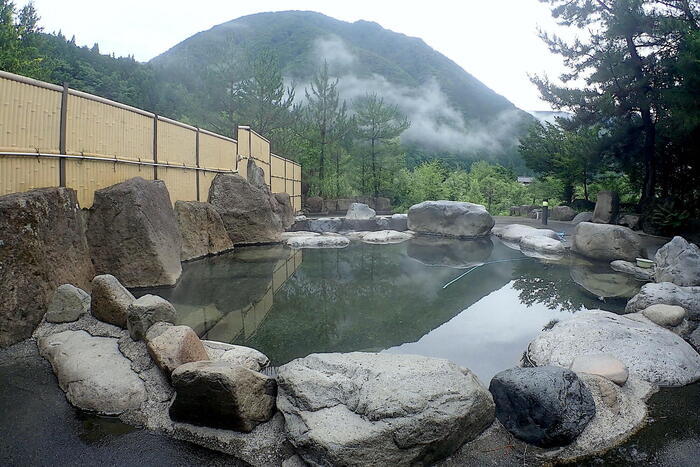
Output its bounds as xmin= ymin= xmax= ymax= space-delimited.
xmin=521 ymin=0 xmax=700 ymax=234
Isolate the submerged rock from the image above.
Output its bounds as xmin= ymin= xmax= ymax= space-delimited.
xmin=0 ymin=187 xmax=94 ymax=347
xmin=528 ymin=310 xmax=700 ymax=387
xmin=572 ymin=222 xmax=642 ymax=262
xmin=625 ymin=282 xmax=700 ymax=319
xmin=208 ymin=174 xmax=283 ymax=244
xmin=170 ymin=360 xmax=276 ymax=432
xmin=175 ymin=200 xmax=233 ymax=261
xmin=654 ymin=236 xmax=700 ymax=286
xmin=346 ymin=202 xmax=376 ymax=220
xmin=37 ymin=329 xmax=146 ymax=415
xmin=360 ymin=230 xmax=414 ymax=244
xmin=610 ymin=260 xmax=655 ymax=282
xmin=277 ymin=352 xmax=494 ymax=466
xmin=408 ymin=201 xmax=495 ymax=238
xmin=489 ymin=366 xmax=596 ymax=448
xmin=570 ymin=262 xmax=641 ymax=299
xmin=407 ymin=236 xmax=493 ymax=268
xmin=45 ymin=284 xmax=91 ymax=324
xmin=87 ymin=177 xmax=182 ymax=287
xmin=126 ymin=295 xmax=177 ymax=341
xmin=147 ymin=325 xmax=209 ymax=375
xmin=90 ymin=274 xmax=135 ymax=328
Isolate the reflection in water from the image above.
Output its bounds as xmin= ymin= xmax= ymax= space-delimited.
xmin=144 ymin=236 xmax=641 ymax=383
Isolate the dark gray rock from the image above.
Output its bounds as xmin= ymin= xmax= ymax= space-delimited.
xmin=208 ymin=174 xmax=283 ymax=244
xmin=87 ymin=177 xmax=181 ymax=287
xmin=572 ymin=211 xmax=593 ymax=224
xmin=408 ymin=201 xmax=495 ymax=237
xmin=654 ymin=236 xmax=700 ymax=286
xmin=341 ymin=218 xmax=382 ymax=231
xmin=277 ymin=352 xmax=494 ymax=466
xmin=246 ymin=158 xmax=267 ymax=190
xmin=572 ymin=222 xmax=642 ymax=262
xmin=170 ymin=360 xmax=276 ymax=431
xmin=90 ymin=274 xmax=135 ymax=328
xmin=45 ymin=284 xmax=91 ymax=323
xmin=592 ymin=191 xmax=620 ymax=224
xmin=550 ymin=205 xmax=577 ymax=221
xmin=175 ymin=200 xmax=233 ymax=262
xmin=0 ymin=187 xmax=94 ymax=347
xmin=489 ymin=366 xmax=596 ymax=448
xmin=126 ymin=294 xmax=177 ymax=341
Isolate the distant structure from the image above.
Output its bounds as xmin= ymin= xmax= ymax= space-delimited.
xmin=517 ymin=176 xmax=534 ymax=186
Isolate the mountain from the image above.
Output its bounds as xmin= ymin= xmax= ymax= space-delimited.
xmin=149 ymin=11 xmax=534 ymax=170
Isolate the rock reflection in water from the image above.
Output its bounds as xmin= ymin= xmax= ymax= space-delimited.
xmin=569 ymin=259 xmax=642 ymax=299
xmin=406 ymin=236 xmax=494 ymax=268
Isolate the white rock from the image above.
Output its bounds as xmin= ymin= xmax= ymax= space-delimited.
xmin=346 ymin=203 xmax=376 ymax=220
xmin=570 ymin=354 xmax=629 ymax=386
xmin=286 ymin=234 xmax=350 ymax=249
xmin=654 ymin=236 xmax=700 ymax=286
xmin=202 ymin=340 xmax=270 ymax=371
xmin=492 ymin=224 xmax=560 ymax=243
xmin=641 ymin=304 xmax=686 ymax=328
xmin=528 ymin=310 xmax=700 ymax=387
xmin=360 ymin=230 xmax=414 ymax=244
xmin=280 ymin=231 xmax=320 ymax=240
xmin=37 ymin=330 xmax=146 ymax=414
xmin=519 ymin=235 xmax=566 ymax=260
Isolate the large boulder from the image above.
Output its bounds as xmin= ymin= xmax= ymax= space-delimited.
xmin=0 ymin=187 xmax=94 ymax=347
xmin=654 ymin=236 xmax=700 ymax=286
xmin=208 ymin=174 xmax=283 ymax=244
xmin=126 ymin=294 xmax=177 ymax=341
xmin=277 ymin=352 xmax=494 ymax=466
xmin=174 ymin=201 xmax=233 ymax=262
xmin=625 ymin=282 xmax=700 ymax=319
xmin=272 ymin=192 xmax=295 ymax=229
xmin=528 ymin=310 xmax=700 ymax=386
xmin=346 ymin=202 xmax=376 ymax=220
xmin=408 ymin=201 xmax=494 ymax=238
xmin=592 ymin=190 xmax=620 ymax=224
xmin=147 ymin=325 xmax=209 ymax=375
xmin=519 ymin=235 xmax=566 ymax=259
xmin=550 ymin=205 xmax=577 ymax=221
xmin=90 ymin=274 xmax=135 ymax=328
xmin=610 ymin=260 xmax=655 ymax=282
xmin=44 ymin=284 xmax=91 ymax=324
xmin=87 ymin=177 xmax=181 ymax=287
xmin=246 ymin=158 xmax=267 ymax=190
xmin=37 ymin=330 xmax=146 ymax=414
xmin=492 ymin=224 xmax=559 ymax=244
xmin=170 ymin=360 xmax=277 ymax=432
xmin=489 ymin=366 xmax=595 ymax=448
xmin=571 ymin=222 xmax=642 ymax=262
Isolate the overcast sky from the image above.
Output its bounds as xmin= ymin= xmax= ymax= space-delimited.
xmin=19 ymin=0 xmax=570 ymax=111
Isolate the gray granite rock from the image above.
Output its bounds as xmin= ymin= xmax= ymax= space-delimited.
xmin=174 ymin=200 xmax=233 ymax=261
xmin=572 ymin=222 xmax=642 ymax=262
xmin=570 ymin=354 xmax=629 ymax=386
xmin=126 ymin=294 xmax=177 ymax=341
xmin=37 ymin=330 xmax=146 ymax=414
xmin=642 ymin=304 xmax=687 ymax=328
xmin=528 ymin=310 xmax=700 ymax=386
xmin=388 ymin=213 xmax=408 ymax=231
xmin=625 ymin=282 xmax=700 ymax=319
xmin=654 ymin=236 xmax=700 ymax=286
xmin=346 ymin=202 xmax=376 ymax=220
xmin=572 ymin=211 xmax=593 ymax=224
xmin=408 ymin=201 xmax=495 ymax=238
xmin=277 ymin=352 xmax=494 ymax=466
xmin=550 ymin=205 xmax=577 ymax=221
xmin=202 ymin=340 xmax=269 ymax=371
xmin=45 ymin=284 xmax=90 ymax=323
xmin=489 ymin=366 xmax=595 ymax=448
xmin=90 ymin=274 xmax=135 ymax=328
xmin=286 ymin=234 xmax=350 ymax=249
xmin=492 ymin=224 xmax=559 ymax=243
xmin=610 ymin=260 xmax=655 ymax=281
xmin=592 ymin=191 xmax=620 ymax=224
xmin=147 ymin=325 xmax=209 ymax=375
xmin=360 ymin=230 xmax=414 ymax=244
xmin=307 ymin=217 xmax=343 ymax=233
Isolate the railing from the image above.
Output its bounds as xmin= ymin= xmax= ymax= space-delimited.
xmin=0 ymin=70 xmax=301 ymax=210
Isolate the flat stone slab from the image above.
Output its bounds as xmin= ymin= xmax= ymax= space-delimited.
xmin=37 ymin=330 xmax=146 ymax=415
xmin=610 ymin=260 xmax=655 ymax=282
xmin=528 ymin=310 xmax=700 ymax=387
xmin=286 ymin=234 xmax=350 ymax=249
xmin=360 ymin=230 xmax=414 ymax=244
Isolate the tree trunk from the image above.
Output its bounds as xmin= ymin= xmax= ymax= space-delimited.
xmin=371 ymin=138 xmax=378 ymax=198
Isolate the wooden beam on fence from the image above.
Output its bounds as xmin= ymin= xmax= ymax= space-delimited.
xmin=58 ymin=83 xmax=68 ymax=187
xmin=153 ymin=115 xmax=158 ymax=180
xmin=195 ymin=128 xmax=200 ymax=201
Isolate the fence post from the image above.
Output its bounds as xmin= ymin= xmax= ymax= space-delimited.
xmin=153 ymin=115 xmax=158 ymax=180
xmin=58 ymin=83 xmax=68 ymax=187
xmin=195 ymin=127 xmax=200 ymax=201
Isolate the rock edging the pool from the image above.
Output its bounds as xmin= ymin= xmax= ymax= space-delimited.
xmin=30 ymin=267 xmax=700 ymax=466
